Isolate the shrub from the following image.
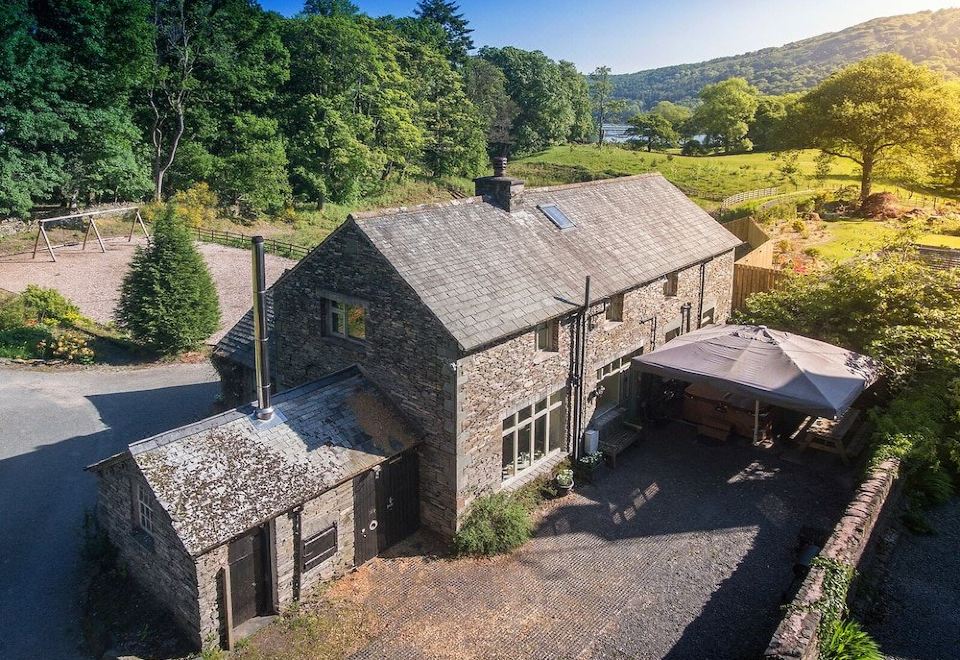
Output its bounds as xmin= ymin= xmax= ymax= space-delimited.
xmin=37 ymin=331 xmax=95 ymax=364
xmin=452 ymin=492 xmax=532 ymax=556
xmin=791 ymin=218 xmax=807 ymax=233
xmin=19 ymin=285 xmax=83 ymax=327
xmin=0 ymin=326 xmax=54 ymax=359
xmin=0 ymin=297 xmax=28 ymax=330
xmin=821 ymin=619 xmax=883 ymax=660
xmin=115 ymin=205 xmax=220 ymax=353
xmin=170 ymin=182 xmax=219 ymax=228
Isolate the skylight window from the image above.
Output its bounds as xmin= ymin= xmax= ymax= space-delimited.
xmin=538 ymin=204 xmax=575 ymax=230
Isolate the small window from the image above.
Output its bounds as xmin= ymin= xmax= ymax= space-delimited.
xmin=326 ymin=297 xmax=365 ymax=340
xmin=136 ymin=485 xmax=156 ymax=538
xmin=302 ymin=525 xmax=337 ymax=571
xmin=606 ymin=294 xmax=624 ymax=322
xmin=701 ymin=307 xmax=715 ymax=326
xmin=665 ymin=326 xmax=681 ymax=343
xmin=535 ymin=321 xmax=557 ymax=352
xmin=663 ymin=272 xmax=679 ymax=297
xmin=538 ymin=204 xmax=575 ymax=230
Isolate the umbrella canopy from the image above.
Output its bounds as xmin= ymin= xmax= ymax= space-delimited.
xmin=633 ymin=325 xmax=881 ymax=419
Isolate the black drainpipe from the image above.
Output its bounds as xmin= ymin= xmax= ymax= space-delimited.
xmin=681 ymin=301 xmax=693 ymax=334
xmin=697 ymin=262 xmax=707 ymax=329
xmin=567 ymin=276 xmax=591 ymax=462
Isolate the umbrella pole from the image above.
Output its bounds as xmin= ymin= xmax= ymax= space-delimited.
xmin=753 ymin=400 xmax=760 ymax=443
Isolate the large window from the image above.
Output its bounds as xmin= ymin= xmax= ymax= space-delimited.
xmin=327 ymin=297 xmax=365 ymax=340
xmin=606 ymin=294 xmax=624 ymax=322
xmin=663 ymin=272 xmax=679 ymax=297
xmin=535 ymin=321 xmax=558 ymax=352
xmin=595 ymin=348 xmax=643 ymax=412
xmin=502 ymin=389 xmax=566 ymax=480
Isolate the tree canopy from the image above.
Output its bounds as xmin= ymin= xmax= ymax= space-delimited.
xmin=626 ymin=113 xmax=678 ymax=152
xmin=789 ymin=54 xmax=947 ymax=201
xmin=690 ymin=77 xmax=760 ymax=153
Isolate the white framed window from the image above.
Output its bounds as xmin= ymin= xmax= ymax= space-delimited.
xmin=136 ymin=484 xmax=156 ymax=538
xmin=595 ymin=348 xmax=643 ymax=412
xmin=535 ymin=321 xmax=557 ymax=352
xmin=326 ymin=297 xmax=366 ymax=340
xmin=502 ymin=389 xmax=566 ymax=480
xmin=663 ymin=272 xmax=679 ymax=297
xmin=606 ymin=294 xmax=624 ymax=322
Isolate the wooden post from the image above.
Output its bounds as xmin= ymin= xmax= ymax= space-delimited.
xmin=39 ymin=222 xmax=56 ymax=262
xmin=82 ymin=216 xmax=92 ymax=250
xmin=32 ymin=221 xmax=42 ymax=260
xmin=220 ymin=565 xmax=234 ymax=651
xmin=128 ymin=209 xmax=149 ymax=241
xmin=89 ymin=217 xmax=107 ymax=253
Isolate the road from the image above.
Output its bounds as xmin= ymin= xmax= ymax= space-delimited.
xmin=0 ymin=363 xmax=220 ymax=660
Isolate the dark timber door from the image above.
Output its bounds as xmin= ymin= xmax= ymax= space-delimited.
xmin=353 ymin=451 xmax=420 ymax=566
xmin=228 ymin=525 xmax=271 ymax=627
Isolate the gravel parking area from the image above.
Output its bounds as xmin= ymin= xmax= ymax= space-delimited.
xmin=863 ymin=498 xmax=960 ymax=660
xmin=314 ymin=424 xmax=854 ymax=660
xmin=0 ymin=237 xmax=294 ymax=343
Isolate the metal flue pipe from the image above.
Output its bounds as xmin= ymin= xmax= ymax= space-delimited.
xmin=251 ymin=236 xmax=273 ymax=420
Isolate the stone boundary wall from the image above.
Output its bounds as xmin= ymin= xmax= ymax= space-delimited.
xmin=764 ymin=458 xmax=901 ymax=660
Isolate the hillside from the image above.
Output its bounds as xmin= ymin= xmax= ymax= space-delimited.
xmin=612 ymin=8 xmax=960 ymax=107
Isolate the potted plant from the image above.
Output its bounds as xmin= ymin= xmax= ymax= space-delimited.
xmin=555 ymin=469 xmax=574 ymax=494
xmin=577 ymin=452 xmax=604 ymax=483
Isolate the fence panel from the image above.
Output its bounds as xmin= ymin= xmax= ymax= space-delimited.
xmin=732 ymin=263 xmax=787 ymax=311
xmin=193 ymin=227 xmax=310 ymax=260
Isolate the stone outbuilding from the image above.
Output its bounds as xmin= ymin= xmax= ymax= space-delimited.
xmin=218 ymin=166 xmax=741 ymax=536
xmin=88 ymin=365 xmax=420 ymax=649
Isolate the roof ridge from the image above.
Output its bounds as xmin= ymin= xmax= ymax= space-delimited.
xmin=351 ymin=195 xmax=483 ymax=221
xmin=525 ymin=172 xmax=665 ymax=195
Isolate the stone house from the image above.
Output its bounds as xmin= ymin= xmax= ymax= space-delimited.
xmin=87 ymin=366 xmax=421 ymax=649
xmin=218 ymin=164 xmax=740 ymax=536
xmin=91 ymin=163 xmax=739 ymax=650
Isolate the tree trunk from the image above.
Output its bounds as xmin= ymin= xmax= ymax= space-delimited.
xmin=860 ymin=154 xmax=874 ymax=203
xmin=952 ymin=161 xmax=960 ymax=188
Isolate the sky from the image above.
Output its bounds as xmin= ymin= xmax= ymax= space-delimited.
xmin=260 ymin=1 xmax=959 ymax=73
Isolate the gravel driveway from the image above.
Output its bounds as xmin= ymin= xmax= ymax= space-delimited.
xmin=323 ymin=425 xmax=854 ymax=660
xmin=0 ymin=363 xmax=220 ymax=660
xmin=0 ymin=237 xmax=294 ymax=343
xmin=864 ymin=498 xmax=960 ymax=660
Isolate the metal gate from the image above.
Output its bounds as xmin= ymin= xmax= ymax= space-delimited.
xmin=353 ymin=451 xmax=420 ymax=566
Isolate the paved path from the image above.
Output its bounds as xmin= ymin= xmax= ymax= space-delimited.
xmin=0 ymin=363 xmax=220 ymax=660
xmin=0 ymin=237 xmax=293 ymax=343
xmin=865 ymin=498 xmax=960 ymax=660
xmin=325 ymin=427 xmax=853 ymax=660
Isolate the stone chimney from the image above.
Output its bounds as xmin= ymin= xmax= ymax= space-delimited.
xmin=474 ymin=156 xmax=524 ymax=212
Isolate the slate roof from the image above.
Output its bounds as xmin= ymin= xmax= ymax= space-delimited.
xmin=117 ymin=366 xmax=419 ymax=556
xmin=353 ymin=173 xmax=740 ymax=351
xmin=212 ymin=291 xmax=273 ymax=370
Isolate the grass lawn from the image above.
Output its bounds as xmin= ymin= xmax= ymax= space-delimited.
xmin=804 ymin=220 xmax=900 ymax=262
xmin=917 ymin=233 xmax=960 ymax=249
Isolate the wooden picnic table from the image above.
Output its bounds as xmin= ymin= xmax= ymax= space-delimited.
xmin=794 ymin=408 xmax=864 ymax=462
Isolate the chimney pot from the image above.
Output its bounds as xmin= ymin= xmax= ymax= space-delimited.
xmin=474 ymin=157 xmax=524 ymax=212
xmin=492 ymin=156 xmax=507 ymax=177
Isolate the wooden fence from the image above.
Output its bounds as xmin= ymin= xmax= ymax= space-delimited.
xmin=721 ymin=186 xmax=780 ymax=209
xmin=193 ymin=227 xmax=311 ymax=260
xmin=732 ymin=263 xmax=787 ymax=311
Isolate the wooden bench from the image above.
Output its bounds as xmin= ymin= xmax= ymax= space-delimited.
xmin=796 ymin=408 xmax=863 ymax=462
xmin=599 ymin=424 xmax=642 ymax=468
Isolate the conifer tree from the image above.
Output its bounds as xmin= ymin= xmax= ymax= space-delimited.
xmin=116 ymin=206 xmax=220 ymax=353
xmin=415 ymin=0 xmax=473 ymax=66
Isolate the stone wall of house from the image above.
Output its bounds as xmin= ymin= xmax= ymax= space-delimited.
xmin=93 ymin=458 xmax=203 ymax=648
xmin=193 ymin=480 xmax=356 ymax=649
xmin=273 ymin=221 xmax=461 ymax=536
xmin=454 ymin=250 xmax=735 ymax=515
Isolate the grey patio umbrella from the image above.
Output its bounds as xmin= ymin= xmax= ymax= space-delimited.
xmin=632 ymin=325 xmax=881 ymax=424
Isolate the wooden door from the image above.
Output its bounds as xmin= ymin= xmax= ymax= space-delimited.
xmin=353 ymin=470 xmax=379 ymax=565
xmin=228 ymin=526 xmax=270 ymax=626
xmin=378 ymin=452 xmax=420 ymax=549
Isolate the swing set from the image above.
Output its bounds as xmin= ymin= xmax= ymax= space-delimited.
xmin=31 ymin=206 xmax=149 ymax=263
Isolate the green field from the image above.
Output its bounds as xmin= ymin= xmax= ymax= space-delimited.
xmin=513 ymin=146 xmax=862 ymax=206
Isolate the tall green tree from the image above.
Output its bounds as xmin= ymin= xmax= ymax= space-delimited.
xmin=414 ymin=0 xmax=472 ymax=66
xmin=691 ymin=77 xmax=760 ymax=153
xmin=650 ymin=100 xmax=692 ymax=128
xmin=790 ymin=54 xmax=947 ymax=202
xmin=116 ymin=205 xmax=220 ymax=353
xmin=464 ymin=57 xmax=518 ymax=155
xmin=626 ymin=112 xmax=679 ymax=151
xmin=747 ymin=94 xmax=798 ymax=152
xmin=589 ymin=66 xmax=626 ymax=145
xmin=479 ymin=47 xmax=592 ymax=155
xmin=302 ymin=0 xmax=358 ymax=17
